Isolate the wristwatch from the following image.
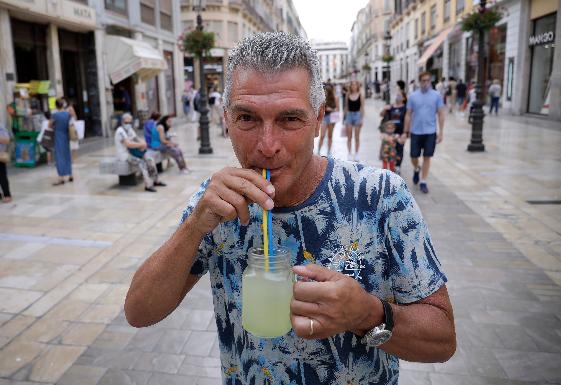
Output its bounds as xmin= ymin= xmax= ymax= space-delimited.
xmin=361 ymin=299 xmax=394 ymax=347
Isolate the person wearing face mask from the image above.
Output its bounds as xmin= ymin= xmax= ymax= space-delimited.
xmin=380 ymin=93 xmax=407 ymax=174
xmin=403 ymin=72 xmax=445 ymax=194
xmin=114 ymin=113 xmax=165 ymax=192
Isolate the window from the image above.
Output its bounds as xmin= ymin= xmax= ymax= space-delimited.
xmin=406 ymin=21 xmax=410 ymax=48
xmin=444 ymin=0 xmax=451 ymax=22
xmin=421 ymin=12 xmax=426 ymax=35
xmin=430 ymin=5 xmax=437 ymax=30
xmin=456 ymin=0 xmax=465 ymax=14
xmin=160 ymin=0 xmax=172 ymax=31
xmin=414 ymin=18 xmax=418 ymax=39
xmin=105 ymin=0 xmax=127 ymax=15
xmin=141 ymin=0 xmax=156 ymax=26
xmin=228 ymin=21 xmax=238 ymax=45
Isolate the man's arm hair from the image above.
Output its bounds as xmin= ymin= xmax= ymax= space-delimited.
xmin=438 ymin=107 xmax=445 ymax=132
xmin=404 ymin=109 xmax=412 ymax=134
xmin=124 ymin=216 xmax=205 ymax=327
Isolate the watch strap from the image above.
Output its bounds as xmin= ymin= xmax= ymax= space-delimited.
xmin=381 ymin=299 xmax=394 ymax=331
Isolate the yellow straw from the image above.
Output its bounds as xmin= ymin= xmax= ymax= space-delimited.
xmin=262 ymin=169 xmax=270 ymax=272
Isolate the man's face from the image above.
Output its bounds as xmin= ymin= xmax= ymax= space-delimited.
xmin=225 ymin=68 xmax=323 ymax=203
xmin=420 ymin=75 xmax=431 ymax=92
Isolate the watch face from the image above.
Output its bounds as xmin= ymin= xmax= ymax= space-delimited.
xmin=368 ymin=330 xmax=392 ymax=347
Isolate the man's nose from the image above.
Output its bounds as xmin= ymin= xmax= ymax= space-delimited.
xmin=257 ymin=124 xmax=281 ymax=158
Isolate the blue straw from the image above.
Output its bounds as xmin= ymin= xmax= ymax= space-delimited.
xmin=266 ymin=169 xmax=275 ymax=258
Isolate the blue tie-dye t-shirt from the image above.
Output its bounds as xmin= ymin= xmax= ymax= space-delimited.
xmin=181 ymin=158 xmax=447 ymax=385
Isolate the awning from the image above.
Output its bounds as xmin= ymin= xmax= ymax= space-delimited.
xmin=416 ymin=27 xmax=454 ymax=68
xmin=105 ymin=36 xmax=167 ymax=84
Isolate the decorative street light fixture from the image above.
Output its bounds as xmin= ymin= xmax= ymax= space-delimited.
xmin=467 ymin=0 xmax=487 ymax=152
xmin=363 ymin=51 xmax=369 ymax=97
xmin=383 ymin=30 xmax=392 ymax=104
xmin=193 ymin=0 xmax=213 ymax=154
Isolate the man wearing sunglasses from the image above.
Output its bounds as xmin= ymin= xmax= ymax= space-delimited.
xmin=403 ymin=71 xmax=445 ymax=194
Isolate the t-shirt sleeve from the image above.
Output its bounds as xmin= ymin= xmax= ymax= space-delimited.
xmin=179 ymin=178 xmax=215 ymax=277
xmin=116 ymin=128 xmax=126 ymax=144
xmin=405 ymin=96 xmax=413 ymax=111
xmin=436 ymin=93 xmax=445 ymax=109
xmin=383 ymin=175 xmax=447 ymax=304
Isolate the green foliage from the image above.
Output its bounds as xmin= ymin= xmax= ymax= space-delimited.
xmin=461 ymin=7 xmax=503 ymax=32
xmin=181 ymin=29 xmax=215 ymax=57
xmin=382 ymin=54 xmax=394 ymax=63
xmin=362 ymin=63 xmax=372 ymax=72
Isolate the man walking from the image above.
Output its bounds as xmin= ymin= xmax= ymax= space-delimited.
xmin=488 ymin=79 xmax=502 ymax=115
xmin=403 ymin=71 xmax=445 ymax=194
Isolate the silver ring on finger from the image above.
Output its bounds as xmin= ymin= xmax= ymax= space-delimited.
xmin=309 ymin=318 xmax=315 ymax=336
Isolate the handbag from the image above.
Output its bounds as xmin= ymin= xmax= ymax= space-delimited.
xmin=40 ymin=128 xmax=54 ymax=150
xmin=0 ymin=151 xmax=9 ymax=163
xmin=69 ymin=122 xmax=78 ymax=141
xmin=128 ymin=148 xmax=146 ymax=158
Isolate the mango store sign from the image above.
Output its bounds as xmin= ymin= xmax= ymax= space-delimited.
xmin=529 ymin=31 xmax=555 ymax=46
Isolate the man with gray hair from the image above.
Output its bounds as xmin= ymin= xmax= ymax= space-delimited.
xmin=125 ymin=32 xmax=455 ymax=384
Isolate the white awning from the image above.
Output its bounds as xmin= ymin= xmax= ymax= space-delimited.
xmin=105 ymin=36 xmax=167 ymax=84
xmin=416 ymin=27 xmax=454 ymax=68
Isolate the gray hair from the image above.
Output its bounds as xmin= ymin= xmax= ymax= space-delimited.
xmin=223 ymin=32 xmax=325 ymax=114
xmin=121 ymin=113 xmax=133 ymax=122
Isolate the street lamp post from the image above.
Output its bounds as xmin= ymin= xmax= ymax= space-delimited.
xmin=194 ymin=0 xmax=213 ymax=154
xmin=467 ymin=0 xmax=486 ymax=152
xmin=363 ymin=52 xmax=369 ymax=98
xmin=384 ymin=30 xmax=392 ymax=104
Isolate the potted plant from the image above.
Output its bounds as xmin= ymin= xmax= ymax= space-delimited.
xmin=362 ymin=63 xmax=372 ymax=72
xmin=382 ymin=54 xmax=394 ymax=63
xmin=461 ymin=2 xmax=504 ymax=32
xmin=179 ymin=28 xmax=215 ymax=57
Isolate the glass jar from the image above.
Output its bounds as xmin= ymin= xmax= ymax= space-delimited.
xmin=242 ymin=246 xmax=293 ymax=338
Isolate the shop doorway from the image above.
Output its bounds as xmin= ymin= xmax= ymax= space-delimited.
xmin=59 ymin=30 xmax=101 ymax=137
xmin=11 ymin=19 xmax=48 ymax=83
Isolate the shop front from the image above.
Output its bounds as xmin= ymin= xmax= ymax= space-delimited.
xmin=527 ymin=12 xmax=556 ymax=115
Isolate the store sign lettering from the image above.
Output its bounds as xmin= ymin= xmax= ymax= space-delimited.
xmin=529 ymin=31 xmax=555 ymax=46
xmin=73 ymin=7 xmax=92 ymax=20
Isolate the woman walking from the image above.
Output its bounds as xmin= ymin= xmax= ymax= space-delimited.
xmin=51 ymin=99 xmax=73 ymax=185
xmin=317 ymin=83 xmax=339 ymax=156
xmin=153 ymin=115 xmax=191 ymax=174
xmin=344 ymin=81 xmax=364 ymax=161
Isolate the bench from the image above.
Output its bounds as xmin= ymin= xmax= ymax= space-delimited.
xmin=99 ymin=150 xmax=170 ymax=186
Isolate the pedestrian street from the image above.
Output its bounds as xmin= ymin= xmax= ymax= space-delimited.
xmin=1 ymin=100 xmax=561 ymax=385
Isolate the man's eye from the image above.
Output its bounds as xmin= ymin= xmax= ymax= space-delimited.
xmin=237 ymin=114 xmax=253 ymax=122
xmin=283 ymin=116 xmax=301 ymax=122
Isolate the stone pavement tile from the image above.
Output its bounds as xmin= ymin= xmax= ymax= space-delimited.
xmin=523 ymin=326 xmax=561 ymax=354
xmin=87 ymin=268 xmax=134 ymax=285
xmin=67 ymin=283 xmax=110 ymax=303
xmin=75 ymin=347 xmax=140 ymax=370
xmin=0 ymin=312 xmax=13 ymax=326
xmin=178 ymin=355 xmax=222 ymax=378
xmin=23 ymin=283 xmax=84 ymax=318
xmin=132 ymin=352 xmax=185 ymax=374
xmin=61 ymin=322 xmax=106 ymax=346
xmin=97 ymin=368 xmax=151 ymax=385
xmin=196 ymin=378 xmax=222 ymax=385
xmin=26 ymin=244 xmax=100 ymax=266
xmin=90 ymin=327 xmax=136 ymax=350
xmin=462 ymin=347 xmax=509 ymax=379
xmin=455 ymin=319 xmax=505 ymax=349
xmin=146 ymin=373 xmax=197 ymax=385
xmin=19 ymin=317 xmax=70 ymax=343
xmin=0 ymin=315 xmax=36 ymax=339
xmin=153 ymin=329 xmax=191 ymax=354
xmin=28 ymin=345 xmax=85 ymax=383
xmin=0 ymin=335 xmax=10 ymax=349
xmin=181 ymin=309 xmax=214 ymax=331
xmin=43 ymin=300 xmax=91 ymax=322
xmin=2 ymin=242 xmax=47 ymax=260
xmin=493 ymin=349 xmax=561 ymax=383
xmin=79 ymin=304 xmax=122 ymax=324
xmin=0 ymin=288 xmax=43 ymax=314
xmin=433 ymin=348 xmax=470 ymax=376
xmin=399 ymin=369 xmax=431 ymax=385
xmin=125 ymin=327 xmax=165 ymax=352
xmin=209 ymin=338 xmax=220 ymax=358
xmin=0 ymin=340 xmax=45 ymax=377
xmin=429 ymin=372 xmax=538 ymax=385
xmin=97 ymin=284 xmax=128 ymax=306
xmin=400 ymin=361 xmax=435 ymax=373
xmin=494 ymin=325 xmax=540 ymax=352
xmin=182 ymin=331 xmax=216 ymax=357
xmin=155 ymin=308 xmax=190 ymax=329
xmin=57 ymin=364 xmax=107 ymax=385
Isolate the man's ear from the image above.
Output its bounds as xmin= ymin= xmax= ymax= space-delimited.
xmin=315 ymin=104 xmax=325 ymax=137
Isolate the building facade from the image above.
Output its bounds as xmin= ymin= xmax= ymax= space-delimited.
xmin=180 ymin=0 xmax=305 ymax=93
xmin=311 ymin=41 xmax=349 ymax=82
xmin=388 ymin=0 xmax=560 ymax=121
xmin=0 ymin=0 xmax=184 ymax=138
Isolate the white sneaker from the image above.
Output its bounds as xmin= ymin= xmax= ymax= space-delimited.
xmin=347 ymin=153 xmax=353 ymax=161
xmin=180 ymin=168 xmax=192 ymax=175
xmin=353 ymin=153 xmax=359 ymax=162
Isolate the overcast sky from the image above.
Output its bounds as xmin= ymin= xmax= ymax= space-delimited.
xmin=292 ymin=0 xmax=368 ymax=44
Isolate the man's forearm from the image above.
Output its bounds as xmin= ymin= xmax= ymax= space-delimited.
xmin=382 ymin=299 xmax=455 ymax=362
xmin=124 ymin=216 xmax=205 ymax=327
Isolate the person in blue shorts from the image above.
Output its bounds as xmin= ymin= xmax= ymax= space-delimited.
xmin=403 ymin=71 xmax=446 ymax=194
xmin=125 ymin=33 xmax=456 ymax=385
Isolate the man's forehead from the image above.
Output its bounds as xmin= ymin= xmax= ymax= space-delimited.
xmin=230 ymin=67 xmax=310 ymax=88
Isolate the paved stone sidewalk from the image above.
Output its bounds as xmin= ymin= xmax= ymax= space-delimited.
xmin=1 ymin=100 xmax=560 ymax=385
